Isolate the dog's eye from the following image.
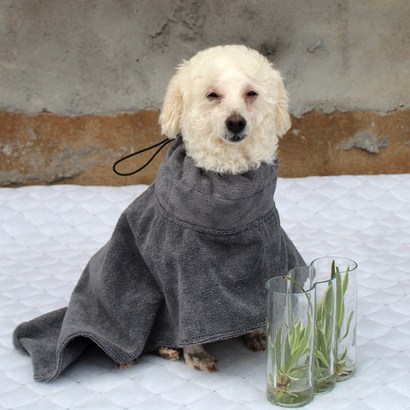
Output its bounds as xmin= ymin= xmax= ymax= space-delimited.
xmin=207 ymin=92 xmax=219 ymax=99
xmin=247 ymin=91 xmax=258 ymax=97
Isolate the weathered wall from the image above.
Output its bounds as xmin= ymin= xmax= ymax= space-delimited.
xmin=0 ymin=0 xmax=409 ymax=186
xmin=1 ymin=110 xmax=409 ymax=186
xmin=1 ymin=0 xmax=409 ymax=116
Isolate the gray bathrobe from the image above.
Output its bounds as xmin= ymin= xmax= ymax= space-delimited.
xmin=13 ymin=136 xmax=305 ymax=381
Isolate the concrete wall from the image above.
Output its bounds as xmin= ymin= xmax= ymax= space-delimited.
xmin=0 ymin=0 xmax=409 ymax=185
xmin=1 ymin=0 xmax=409 ymax=116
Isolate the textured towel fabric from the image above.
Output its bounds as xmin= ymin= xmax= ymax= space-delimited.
xmin=13 ymin=137 xmax=305 ymax=381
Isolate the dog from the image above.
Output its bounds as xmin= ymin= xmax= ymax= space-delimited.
xmin=13 ymin=44 xmax=297 ymax=380
xmin=156 ymin=45 xmax=291 ymax=372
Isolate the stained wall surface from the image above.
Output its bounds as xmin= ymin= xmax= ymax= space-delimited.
xmin=1 ymin=0 xmax=409 ymax=185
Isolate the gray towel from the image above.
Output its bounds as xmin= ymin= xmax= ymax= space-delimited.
xmin=13 ymin=136 xmax=305 ymax=381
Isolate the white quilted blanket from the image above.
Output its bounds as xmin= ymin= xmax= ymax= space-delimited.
xmin=1 ymin=174 xmax=409 ymax=410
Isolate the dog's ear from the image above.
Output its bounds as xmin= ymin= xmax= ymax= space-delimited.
xmin=159 ymin=71 xmax=184 ymax=138
xmin=274 ymin=77 xmax=291 ymax=137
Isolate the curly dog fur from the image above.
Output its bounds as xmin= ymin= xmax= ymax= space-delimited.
xmin=159 ymin=44 xmax=290 ymax=175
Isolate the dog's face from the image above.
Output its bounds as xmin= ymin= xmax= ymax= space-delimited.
xmin=203 ymin=69 xmax=261 ymax=144
xmin=159 ymin=45 xmax=291 ymax=174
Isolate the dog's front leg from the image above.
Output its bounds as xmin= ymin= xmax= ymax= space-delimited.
xmin=243 ymin=329 xmax=266 ymax=351
xmin=183 ymin=345 xmax=217 ymax=372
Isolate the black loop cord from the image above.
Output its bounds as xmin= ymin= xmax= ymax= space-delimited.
xmin=112 ymin=138 xmax=173 ymax=177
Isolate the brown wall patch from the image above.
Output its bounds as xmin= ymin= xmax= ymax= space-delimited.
xmin=1 ymin=109 xmax=409 ymax=186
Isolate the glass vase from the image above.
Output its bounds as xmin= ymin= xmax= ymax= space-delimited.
xmin=266 ymin=271 xmax=315 ymax=408
xmin=305 ymin=264 xmax=338 ymax=393
xmin=310 ymin=257 xmax=358 ymax=381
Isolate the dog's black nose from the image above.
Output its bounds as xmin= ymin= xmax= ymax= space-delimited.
xmin=226 ymin=114 xmax=246 ymax=134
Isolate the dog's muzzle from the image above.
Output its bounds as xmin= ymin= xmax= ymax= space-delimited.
xmin=225 ymin=114 xmax=247 ymax=143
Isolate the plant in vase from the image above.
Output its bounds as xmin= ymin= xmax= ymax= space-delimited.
xmin=331 ymin=261 xmax=355 ymax=379
xmin=266 ymin=258 xmax=357 ymax=407
xmin=266 ymin=276 xmax=315 ymax=408
xmin=314 ymin=277 xmax=336 ymax=393
xmin=310 ymin=256 xmax=358 ymax=383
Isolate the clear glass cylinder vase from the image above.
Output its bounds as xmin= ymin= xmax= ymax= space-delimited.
xmin=266 ymin=271 xmax=316 ymax=408
xmin=306 ymin=264 xmax=338 ymax=393
xmin=310 ymin=256 xmax=358 ymax=381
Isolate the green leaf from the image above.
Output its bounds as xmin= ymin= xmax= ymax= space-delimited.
xmin=283 ymin=333 xmax=292 ymax=373
xmin=323 ymin=284 xmax=334 ymax=319
xmin=275 ymin=327 xmax=283 ymax=368
xmin=289 ymin=320 xmax=300 ymax=348
xmin=316 ymin=298 xmax=324 ymax=324
xmin=290 ymin=330 xmax=307 ymax=369
xmin=340 ymin=310 xmax=355 ymax=342
xmin=289 ymin=364 xmax=309 ymax=380
xmin=334 ymin=265 xmax=345 ymax=339
xmin=338 ymin=348 xmax=347 ymax=363
xmin=331 ymin=260 xmax=337 ymax=280
xmin=316 ymin=328 xmax=325 ymax=351
xmin=316 ymin=349 xmax=329 ymax=368
xmin=316 ymin=329 xmax=329 ymax=368
xmin=342 ymin=267 xmax=350 ymax=296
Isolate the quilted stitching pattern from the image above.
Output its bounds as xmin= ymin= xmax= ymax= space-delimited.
xmin=1 ymin=175 xmax=409 ymax=409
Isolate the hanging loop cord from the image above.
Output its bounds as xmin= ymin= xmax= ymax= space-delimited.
xmin=112 ymin=138 xmax=173 ymax=177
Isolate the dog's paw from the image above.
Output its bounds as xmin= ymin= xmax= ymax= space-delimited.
xmin=183 ymin=345 xmax=218 ymax=372
xmin=243 ymin=329 xmax=266 ymax=352
xmin=117 ymin=358 xmax=138 ymax=369
xmin=158 ymin=346 xmax=181 ymax=361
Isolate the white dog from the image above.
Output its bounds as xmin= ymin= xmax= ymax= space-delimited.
xmin=12 ymin=45 xmax=298 ymax=380
xmin=160 ymin=44 xmax=290 ymax=175
xmin=157 ymin=45 xmax=291 ymax=372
